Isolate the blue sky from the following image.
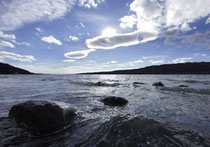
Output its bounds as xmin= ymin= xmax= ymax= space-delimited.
xmin=0 ymin=0 xmax=210 ymax=74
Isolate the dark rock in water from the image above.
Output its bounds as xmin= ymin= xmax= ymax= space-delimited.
xmin=178 ymin=85 xmax=188 ymax=88
xmin=102 ymin=96 xmax=128 ymax=106
xmin=133 ymin=82 xmax=145 ymax=85
xmin=152 ymin=82 xmax=164 ymax=87
xmin=9 ymin=100 xmax=77 ymax=131
xmin=95 ymin=81 xmax=104 ymax=86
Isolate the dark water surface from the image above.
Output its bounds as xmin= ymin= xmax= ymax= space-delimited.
xmin=0 ymin=74 xmax=210 ymax=146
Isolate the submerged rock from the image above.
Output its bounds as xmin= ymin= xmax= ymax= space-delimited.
xmin=152 ymin=82 xmax=164 ymax=87
xmin=9 ymin=100 xmax=77 ymax=131
xmin=133 ymin=82 xmax=145 ymax=85
xmin=102 ymin=96 xmax=128 ymax=106
xmin=178 ymin=85 xmax=188 ymax=88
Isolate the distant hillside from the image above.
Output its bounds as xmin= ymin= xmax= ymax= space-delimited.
xmin=84 ymin=62 xmax=210 ymax=74
xmin=0 ymin=62 xmax=32 ymax=74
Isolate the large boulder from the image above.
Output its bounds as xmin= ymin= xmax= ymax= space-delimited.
xmin=152 ymin=82 xmax=164 ymax=87
xmin=9 ymin=100 xmax=77 ymax=131
xmin=102 ymin=96 xmax=128 ymax=107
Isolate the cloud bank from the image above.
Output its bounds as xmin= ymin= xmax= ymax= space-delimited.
xmin=0 ymin=51 xmax=35 ymax=62
xmin=86 ymin=0 xmax=210 ymax=51
xmin=0 ymin=0 xmax=76 ymax=31
xmin=0 ymin=40 xmax=15 ymax=48
xmin=0 ymin=31 xmax=16 ymax=40
xmin=182 ymin=31 xmax=210 ymax=49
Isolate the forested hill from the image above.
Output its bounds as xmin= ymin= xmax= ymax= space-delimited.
xmin=84 ymin=62 xmax=210 ymax=74
xmin=0 ymin=62 xmax=32 ymax=74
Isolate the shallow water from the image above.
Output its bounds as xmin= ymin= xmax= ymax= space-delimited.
xmin=0 ymin=74 xmax=210 ymax=146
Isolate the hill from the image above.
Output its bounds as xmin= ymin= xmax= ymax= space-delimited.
xmin=84 ymin=62 xmax=210 ymax=74
xmin=0 ymin=62 xmax=33 ymax=74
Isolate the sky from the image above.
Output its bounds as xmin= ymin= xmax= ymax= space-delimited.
xmin=0 ymin=0 xmax=210 ymax=74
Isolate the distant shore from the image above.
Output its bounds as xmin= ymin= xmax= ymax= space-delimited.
xmin=1 ymin=62 xmax=210 ymax=75
xmin=82 ymin=62 xmax=210 ymax=75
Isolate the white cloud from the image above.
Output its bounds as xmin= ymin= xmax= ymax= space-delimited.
xmin=35 ymin=27 xmax=43 ymax=33
xmin=78 ymin=0 xmax=104 ymax=8
xmin=106 ymin=60 xmax=117 ymax=64
xmin=194 ymin=53 xmax=207 ymax=57
xmin=64 ymin=49 xmax=95 ymax=59
xmin=130 ymin=0 xmax=163 ymax=32
xmin=129 ymin=59 xmax=144 ymax=66
xmin=119 ymin=14 xmax=138 ymax=29
xmin=86 ymin=31 xmax=157 ymax=50
xmin=125 ymin=0 xmax=210 ymax=34
xmin=41 ymin=36 xmax=62 ymax=45
xmin=11 ymin=40 xmax=30 ymax=46
xmin=0 ymin=51 xmax=35 ymax=62
xmin=68 ymin=36 xmax=79 ymax=41
xmin=87 ymin=0 xmax=210 ymax=50
xmin=165 ymin=0 xmax=210 ymax=27
xmin=0 ymin=31 xmax=16 ymax=40
xmin=180 ymin=23 xmax=192 ymax=32
xmin=0 ymin=0 xmax=76 ymax=31
xmin=0 ymin=40 xmax=15 ymax=48
xmin=63 ymin=59 xmax=76 ymax=63
xmin=172 ymin=57 xmax=192 ymax=63
xmin=80 ymin=22 xmax=85 ymax=28
xmin=149 ymin=60 xmax=164 ymax=64
xmin=0 ymin=58 xmax=4 ymax=62
xmin=142 ymin=55 xmax=166 ymax=60
xmin=206 ymin=16 xmax=210 ymax=24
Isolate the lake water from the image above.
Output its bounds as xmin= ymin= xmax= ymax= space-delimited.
xmin=0 ymin=74 xmax=210 ymax=146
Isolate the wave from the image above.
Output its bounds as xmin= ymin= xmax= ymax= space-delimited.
xmin=41 ymin=77 xmax=63 ymax=82
xmin=76 ymin=116 xmax=209 ymax=146
xmin=0 ymin=115 xmax=209 ymax=146
xmin=0 ymin=76 xmax=8 ymax=79
xmin=69 ymin=81 xmax=121 ymax=87
xmin=165 ymin=79 xmax=210 ymax=85
xmin=184 ymin=80 xmax=210 ymax=85
xmin=160 ymin=87 xmax=210 ymax=95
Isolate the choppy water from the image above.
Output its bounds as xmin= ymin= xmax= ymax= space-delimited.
xmin=0 ymin=74 xmax=210 ymax=146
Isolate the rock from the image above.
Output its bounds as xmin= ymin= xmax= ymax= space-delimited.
xmin=95 ymin=81 xmax=104 ymax=86
xmin=133 ymin=82 xmax=145 ymax=85
xmin=9 ymin=100 xmax=77 ymax=131
xmin=178 ymin=85 xmax=188 ymax=88
xmin=102 ymin=96 xmax=128 ymax=106
xmin=152 ymin=82 xmax=164 ymax=87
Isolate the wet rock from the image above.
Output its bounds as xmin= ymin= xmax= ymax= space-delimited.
xmin=133 ymin=82 xmax=145 ymax=85
xmin=102 ymin=96 xmax=128 ymax=106
xmin=9 ymin=100 xmax=77 ymax=131
xmin=95 ymin=81 xmax=104 ymax=86
xmin=178 ymin=85 xmax=188 ymax=88
xmin=152 ymin=82 xmax=164 ymax=87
